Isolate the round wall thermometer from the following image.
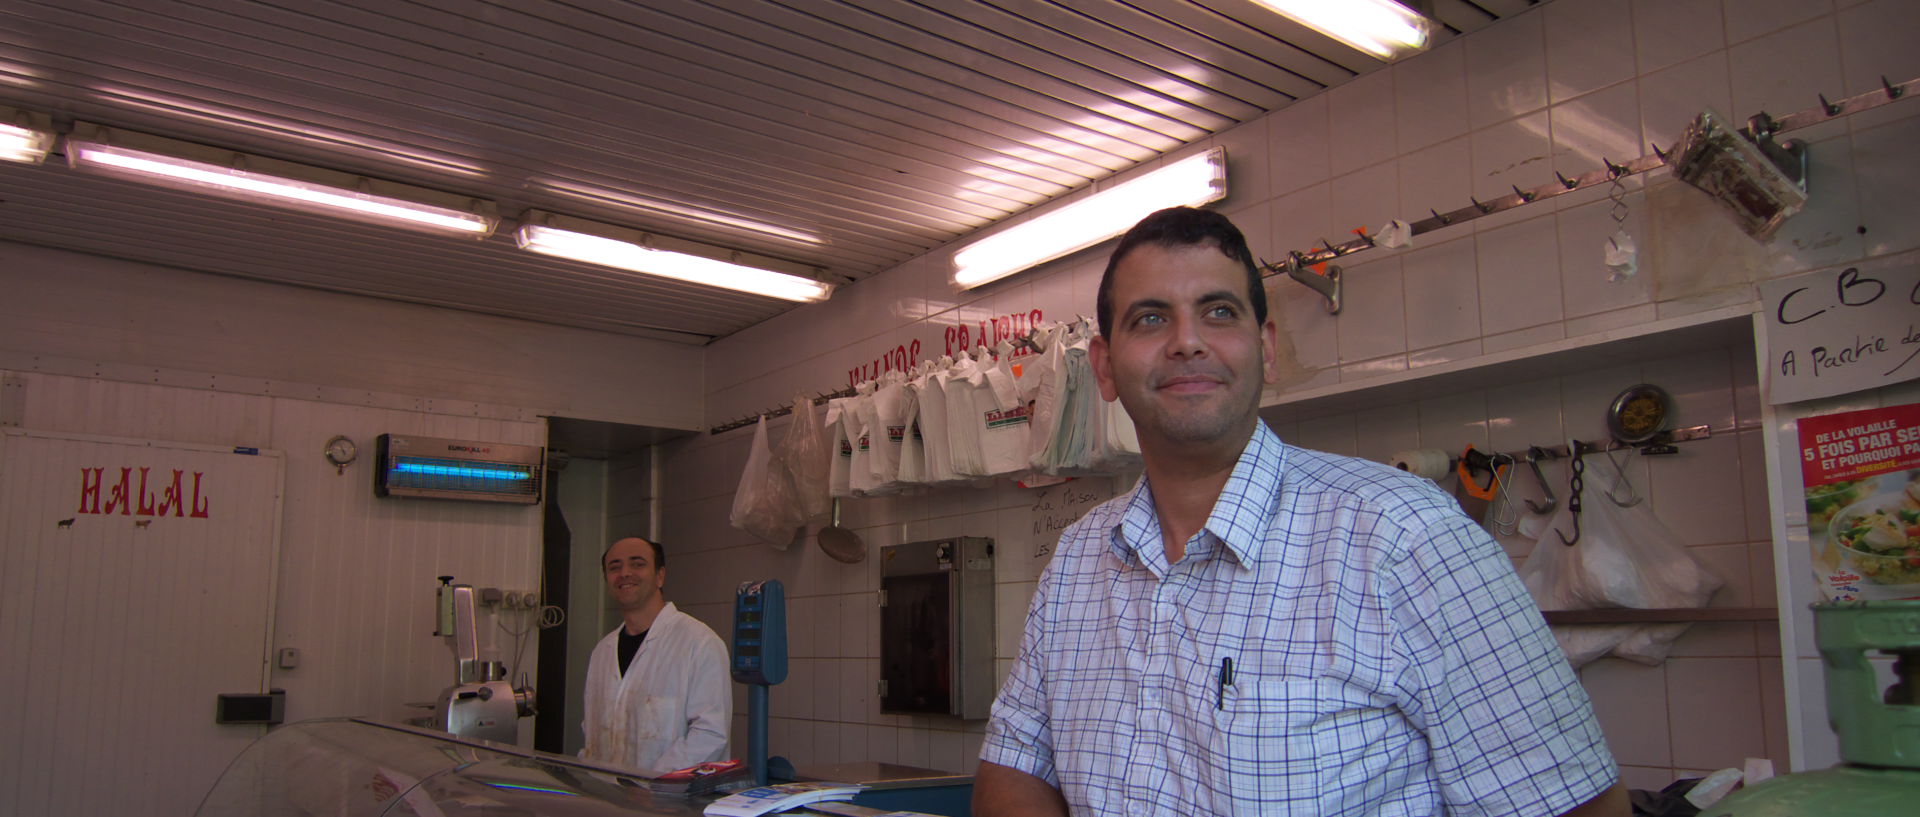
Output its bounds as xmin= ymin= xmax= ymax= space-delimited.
xmin=1606 ymin=384 xmax=1673 ymax=444
xmin=324 ymin=435 xmax=358 ymax=470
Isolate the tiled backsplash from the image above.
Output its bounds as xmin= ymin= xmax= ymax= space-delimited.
xmin=670 ymin=0 xmax=1917 ymax=786
xmin=1273 ymin=343 xmax=1786 ymax=785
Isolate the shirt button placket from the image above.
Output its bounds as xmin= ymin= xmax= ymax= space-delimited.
xmin=1133 ymin=574 xmax=1178 ymax=811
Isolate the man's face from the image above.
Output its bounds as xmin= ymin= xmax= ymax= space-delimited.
xmin=603 ymin=538 xmax=664 ymax=612
xmin=1091 ymin=242 xmax=1277 ymax=448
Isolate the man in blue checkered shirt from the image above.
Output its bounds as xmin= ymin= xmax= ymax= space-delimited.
xmin=976 ymin=207 xmax=1625 ymax=816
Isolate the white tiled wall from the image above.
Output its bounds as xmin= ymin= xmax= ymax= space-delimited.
xmin=1272 ymin=343 xmax=1788 ymax=786
xmin=668 ymin=0 xmax=1920 ymax=784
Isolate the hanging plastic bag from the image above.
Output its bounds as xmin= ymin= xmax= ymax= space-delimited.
xmin=845 ymin=381 xmax=884 ymax=496
xmin=976 ymin=342 xmax=1031 ymax=477
xmin=894 ymin=376 xmax=927 ymax=487
xmin=868 ymin=371 xmax=916 ymax=491
xmin=943 ymin=352 xmax=989 ymax=477
xmin=727 ymin=416 xmax=802 ymax=548
xmin=913 ymin=359 xmax=957 ymax=484
xmin=778 ymin=393 xmax=831 ymax=521
xmin=825 ymin=397 xmax=855 ymax=498
xmin=1579 ymin=491 xmax=1723 ymax=665
xmin=1520 ymin=475 xmax=1724 ymax=667
xmin=1518 ymin=509 xmax=1635 ymax=668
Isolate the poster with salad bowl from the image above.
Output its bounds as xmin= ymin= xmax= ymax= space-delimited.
xmin=1799 ymin=403 xmax=1920 ymax=601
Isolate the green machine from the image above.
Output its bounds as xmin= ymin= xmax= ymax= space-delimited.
xmin=1699 ymin=601 xmax=1920 ymax=816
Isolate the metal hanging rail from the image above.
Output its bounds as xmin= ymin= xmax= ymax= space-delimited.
xmin=708 ymin=386 xmax=857 ymax=436
xmin=1437 ymin=423 xmax=1723 ymax=492
xmin=707 ymin=325 xmax=1052 ymax=435
xmin=708 ymin=76 xmax=1915 ymax=435
xmin=1268 ymin=75 xmax=1917 ymax=312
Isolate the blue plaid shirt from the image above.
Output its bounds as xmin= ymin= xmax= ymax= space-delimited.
xmin=982 ymin=422 xmax=1616 ymax=816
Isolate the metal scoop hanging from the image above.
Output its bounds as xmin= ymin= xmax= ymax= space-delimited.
xmin=817 ymin=497 xmax=865 ymax=563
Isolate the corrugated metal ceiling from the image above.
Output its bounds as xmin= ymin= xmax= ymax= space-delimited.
xmin=0 ymin=0 xmax=1532 ymax=344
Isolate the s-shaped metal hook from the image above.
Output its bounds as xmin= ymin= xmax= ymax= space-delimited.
xmin=1523 ymin=446 xmax=1558 ymax=515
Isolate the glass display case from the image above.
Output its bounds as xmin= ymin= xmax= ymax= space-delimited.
xmin=195 ymin=718 xmax=712 ymax=816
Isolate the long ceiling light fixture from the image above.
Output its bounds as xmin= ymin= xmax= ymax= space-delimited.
xmin=0 ymin=105 xmax=54 ymax=164
xmin=64 ymin=122 xmax=497 ymax=237
xmin=1247 ymin=0 xmax=1434 ymax=61
xmin=951 ymin=147 xmax=1226 ymax=291
xmin=540 ymin=179 xmax=826 ymax=247
xmin=515 ymin=210 xmax=834 ymax=303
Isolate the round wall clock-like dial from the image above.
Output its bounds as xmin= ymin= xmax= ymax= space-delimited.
xmin=1606 ymin=384 xmax=1672 ymax=444
xmin=324 ymin=435 xmax=358 ymax=469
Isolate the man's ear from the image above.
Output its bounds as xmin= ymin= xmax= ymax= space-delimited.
xmin=1261 ymin=317 xmax=1281 ymax=386
xmin=1090 ymin=334 xmax=1120 ymax=402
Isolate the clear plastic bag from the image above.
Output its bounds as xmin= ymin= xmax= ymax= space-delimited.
xmin=1518 ymin=515 xmax=1635 ymax=667
xmin=778 ymin=393 xmax=832 ymax=521
xmin=1520 ymin=489 xmax=1723 ymax=667
xmin=1578 ymin=493 xmax=1722 ymax=665
xmin=728 ymin=416 xmax=802 ymax=548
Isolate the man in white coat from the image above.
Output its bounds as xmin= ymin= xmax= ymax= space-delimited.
xmin=581 ymin=536 xmax=731 ymax=776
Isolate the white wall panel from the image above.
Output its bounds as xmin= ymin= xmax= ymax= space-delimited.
xmin=18 ymin=370 xmax=273 ymax=447
xmin=0 ymin=429 xmax=283 ymax=817
xmin=265 ymin=397 xmax=544 ymax=726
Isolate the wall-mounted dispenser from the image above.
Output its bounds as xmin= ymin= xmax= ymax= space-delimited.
xmin=879 ymin=537 xmax=994 ymax=719
xmin=374 ymin=434 xmax=544 ymax=504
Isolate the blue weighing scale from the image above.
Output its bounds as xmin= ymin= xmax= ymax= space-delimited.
xmin=730 ymin=578 xmax=973 ymax=816
xmin=730 ymin=579 xmax=793 ymax=785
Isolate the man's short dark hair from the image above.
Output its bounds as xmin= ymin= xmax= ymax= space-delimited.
xmin=1095 ymin=206 xmax=1266 ymax=338
xmin=603 ymin=537 xmax=666 ymax=569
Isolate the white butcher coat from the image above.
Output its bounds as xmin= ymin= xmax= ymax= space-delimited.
xmin=581 ymin=602 xmax=732 ymax=776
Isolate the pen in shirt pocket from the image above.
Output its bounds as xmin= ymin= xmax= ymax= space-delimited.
xmin=1216 ymin=657 xmax=1234 ymax=710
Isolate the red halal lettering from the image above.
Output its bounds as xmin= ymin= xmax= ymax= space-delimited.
xmin=77 ymin=466 xmax=209 ymax=518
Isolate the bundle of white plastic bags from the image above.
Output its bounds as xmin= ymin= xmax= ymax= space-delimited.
xmin=810 ymin=320 xmax=1143 ymax=501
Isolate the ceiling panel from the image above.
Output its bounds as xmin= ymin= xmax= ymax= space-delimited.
xmin=0 ymin=0 xmax=1529 ymax=344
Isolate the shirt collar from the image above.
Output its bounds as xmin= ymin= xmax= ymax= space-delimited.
xmin=1108 ymin=421 xmax=1287 ymax=573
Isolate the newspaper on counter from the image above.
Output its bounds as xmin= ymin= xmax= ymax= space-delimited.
xmin=702 ymin=780 xmax=865 ymax=817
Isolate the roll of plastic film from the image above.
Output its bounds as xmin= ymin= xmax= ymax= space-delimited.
xmin=1391 ymin=449 xmax=1451 ymax=481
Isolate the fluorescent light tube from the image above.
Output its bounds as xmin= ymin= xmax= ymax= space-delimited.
xmin=64 ymin=123 xmax=496 ymax=237
xmin=516 ymin=211 xmax=834 ymax=303
xmin=1247 ymin=0 xmax=1433 ymax=61
xmin=541 ymin=179 xmax=826 ymax=246
xmin=951 ymin=147 xmax=1226 ymax=290
xmin=0 ymin=106 xmax=54 ymax=164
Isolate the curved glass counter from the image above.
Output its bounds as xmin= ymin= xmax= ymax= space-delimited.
xmin=194 ymin=717 xmax=711 ymax=817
